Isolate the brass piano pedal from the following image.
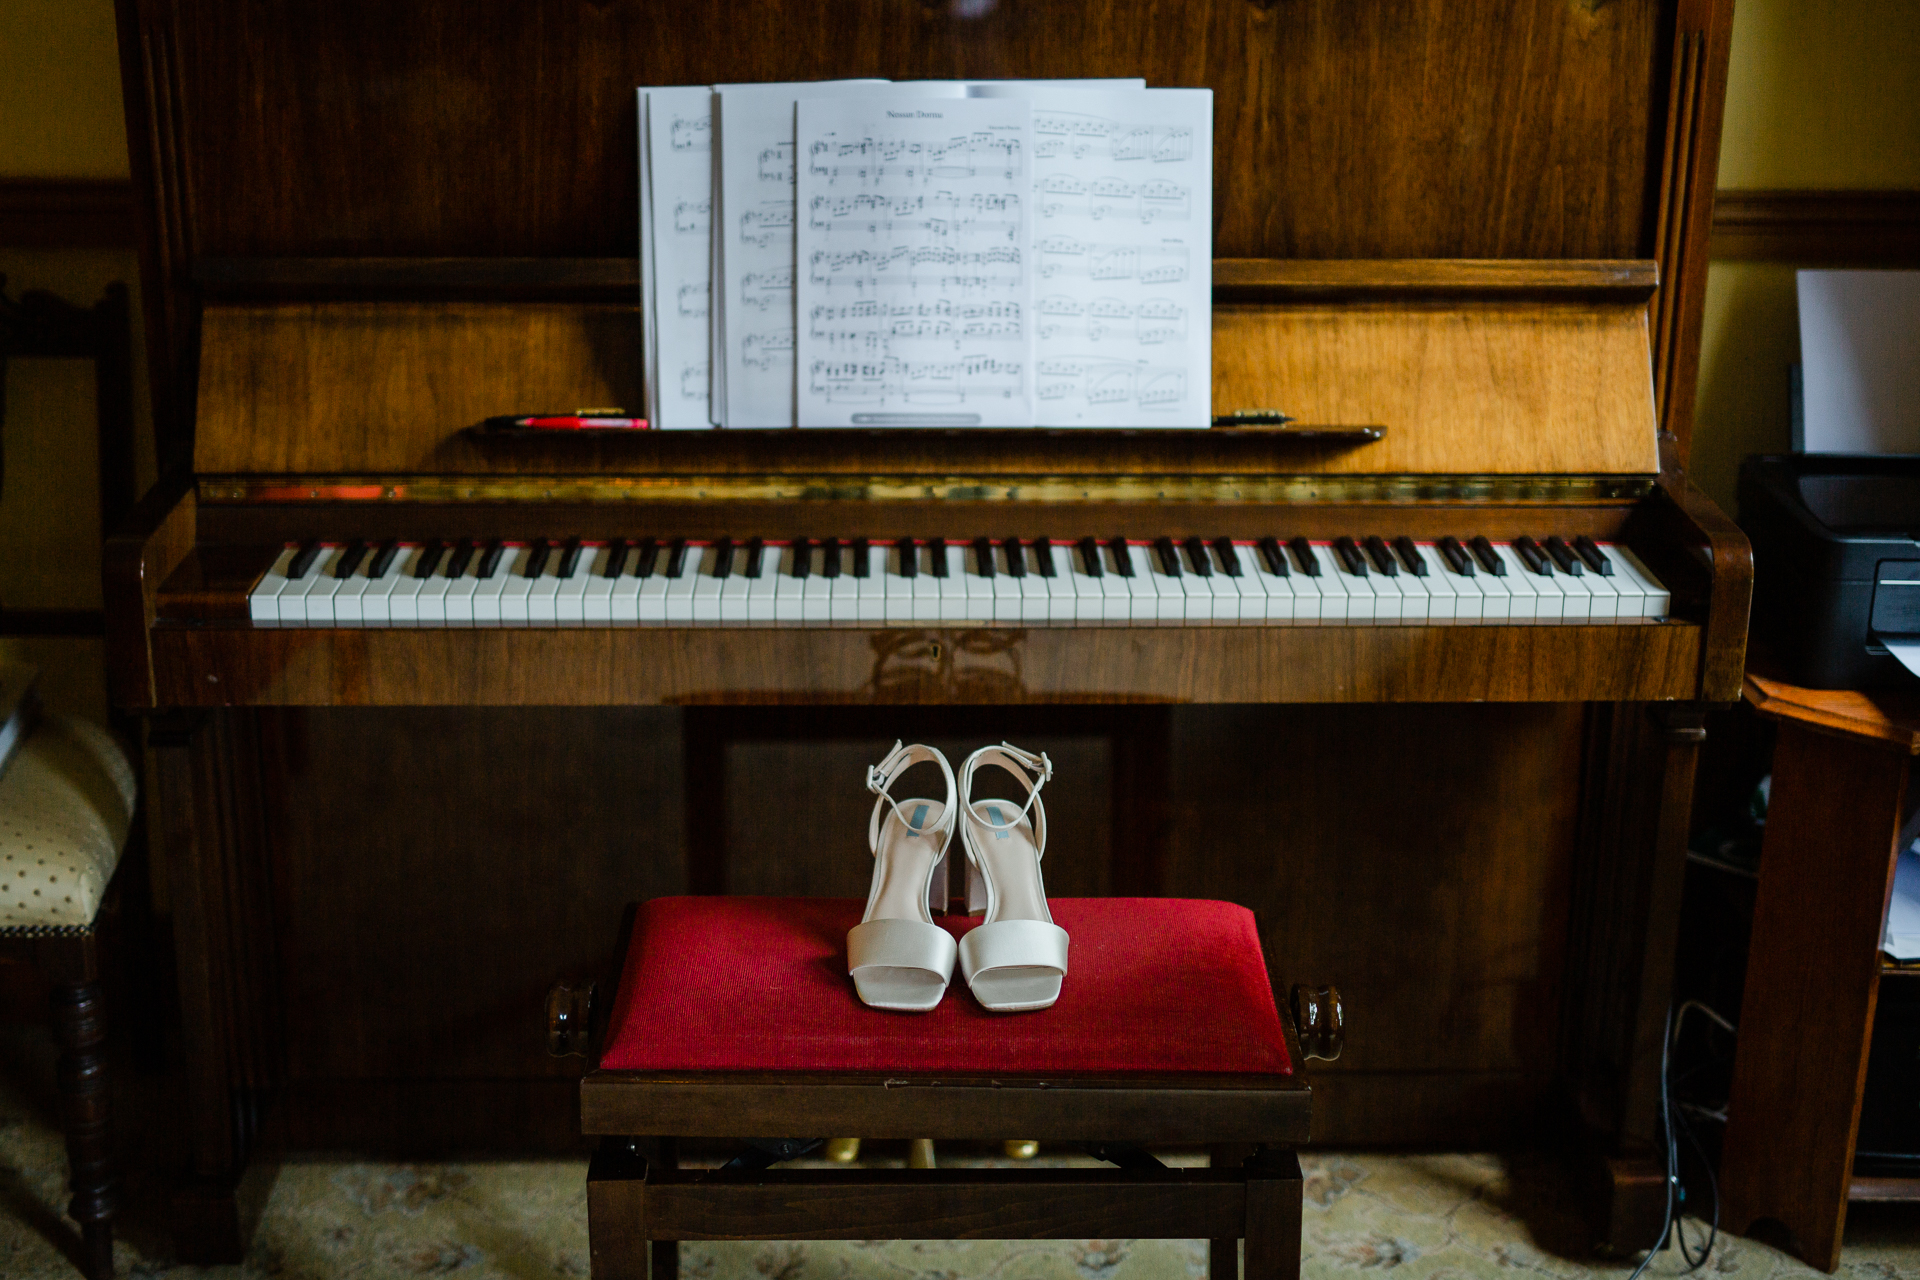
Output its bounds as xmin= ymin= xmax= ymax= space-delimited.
xmin=1003 ymin=1139 xmax=1039 ymax=1160
xmin=823 ymin=1137 xmax=861 ymax=1163
xmin=907 ymin=1138 xmax=936 ymax=1169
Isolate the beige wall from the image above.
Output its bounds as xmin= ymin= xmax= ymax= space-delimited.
xmin=1 ymin=0 xmax=138 ymax=721
xmin=1692 ymin=0 xmax=1920 ymax=512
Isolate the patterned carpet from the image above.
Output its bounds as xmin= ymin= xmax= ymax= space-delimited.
xmin=2 ymin=1032 xmax=1918 ymax=1279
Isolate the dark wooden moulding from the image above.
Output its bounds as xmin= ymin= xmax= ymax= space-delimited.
xmin=108 ymin=0 xmax=1744 ymax=1263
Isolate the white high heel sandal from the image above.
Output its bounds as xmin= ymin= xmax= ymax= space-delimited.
xmin=957 ymin=743 xmax=1069 ymax=1012
xmin=847 ymin=741 xmax=958 ymax=1012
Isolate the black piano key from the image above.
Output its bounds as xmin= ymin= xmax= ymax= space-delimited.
xmin=474 ymin=540 xmax=504 ymax=579
xmin=709 ymin=536 xmax=733 ymax=580
xmin=414 ymin=541 xmax=446 ymax=579
xmin=1108 ymin=537 xmax=1135 ymax=576
xmin=1213 ymin=537 xmax=1242 ymax=576
xmin=335 ymin=541 xmax=368 ymax=579
xmin=1544 ymin=535 xmax=1582 ymax=575
xmin=1469 ymin=536 xmax=1506 ymax=575
xmin=744 ymin=537 xmax=765 ymax=578
xmin=1333 ymin=536 xmax=1368 ymax=576
xmin=924 ymin=536 xmax=945 ymax=578
xmin=852 ymin=537 xmax=871 ymax=578
xmin=1152 ymin=536 xmax=1182 ymax=577
xmin=1288 ymin=536 xmax=1321 ymax=575
xmin=1033 ymin=536 xmax=1056 ymax=577
xmin=1078 ymin=536 xmax=1103 ymax=578
xmin=368 ymin=540 xmax=401 ymax=579
xmin=524 ymin=539 xmax=551 ymax=579
xmin=444 ymin=540 xmax=476 ymax=579
xmin=1575 ymin=535 xmax=1613 ymax=575
xmin=792 ymin=537 xmax=814 ymax=579
xmin=1438 ymin=536 xmax=1474 ymax=575
xmin=556 ymin=537 xmax=582 ymax=579
xmin=1362 ymin=535 xmax=1398 ymax=576
xmin=893 ymin=537 xmax=914 ymax=579
xmin=1003 ymin=538 xmax=1026 ymax=578
xmin=287 ymin=541 xmax=321 ymax=580
xmin=972 ymin=537 xmax=995 ymax=578
xmin=633 ymin=537 xmax=658 ymax=579
xmin=1393 ymin=536 xmax=1429 ymax=575
xmin=822 ymin=537 xmax=842 ymax=579
xmin=665 ymin=538 xmax=688 ymax=578
xmin=1513 ymin=536 xmax=1551 ymax=575
xmin=601 ymin=540 xmax=629 ymax=580
xmin=1182 ymin=536 xmax=1212 ymax=576
xmin=1258 ymin=537 xmax=1290 ymax=577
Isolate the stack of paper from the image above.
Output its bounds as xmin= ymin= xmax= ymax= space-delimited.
xmin=637 ymin=79 xmax=1213 ymax=429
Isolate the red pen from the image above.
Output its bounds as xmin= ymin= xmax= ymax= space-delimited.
xmin=484 ymin=412 xmax=651 ymax=431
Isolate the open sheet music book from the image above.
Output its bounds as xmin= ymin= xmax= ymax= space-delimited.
xmin=638 ymin=79 xmax=1210 ymax=429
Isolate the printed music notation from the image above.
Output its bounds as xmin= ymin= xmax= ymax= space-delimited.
xmin=1036 ymin=295 xmax=1184 ymax=345
xmin=740 ymin=270 xmax=792 ymax=309
xmin=808 ymin=355 xmax=1027 ymax=408
xmin=678 ymin=362 xmax=709 ymax=399
xmin=741 ymin=330 xmax=794 ymax=370
xmin=1033 ymin=111 xmax=1192 ymax=163
xmin=1035 ymin=236 xmax=1188 ymax=284
xmin=642 ymin=86 xmax=719 ymax=427
xmin=738 ymin=205 xmax=794 ymax=248
xmin=1035 ymin=356 xmax=1188 ymax=409
xmin=674 ymin=199 xmax=710 ymax=234
xmin=794 ymin=95 xmax=1034 ymax=427
xmin=676 ymin=283 xmax=710 ymax=319
xmin=1037 ymin=175 xmax=1191 ymax=224
xmin=670 ymin=114 xmax=711 ymax=153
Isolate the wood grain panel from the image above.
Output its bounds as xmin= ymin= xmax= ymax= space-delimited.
xmin=146 ymin=621 xmax=1705 ymax=708
xmin=1211 ymin=304 xmax=1658 ymax=474
xmin=166 ymin=0 xmax=1660 ymax=262
xmin=196 ymin=299 xmax=1659 ymax=477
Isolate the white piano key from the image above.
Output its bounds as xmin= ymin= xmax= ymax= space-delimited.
xmin=881 ymin=542 xmax=915 ymax=626
xmin=1547 ymin=554 xmax=1596 ymax=620
xmin=1136 ymin=543 xmax=1183 ymax=625
xmin=664 ymin=544 xmax=701 ymax=624
xmin=1411 ymin=544 xmax=1457 ymax=621
xmin=1233 ymin=544 xmax=1282 ymax=622
xmin=828 ymin=543 xmax=861 ymax=627
xmin=1489 ymin=545 xmax=1541 ymax=619
xmin=1578 ymin=552 xmax=1624 ymax=619
xmin=1361 ymin=552 xmax=1405 ymax=622
xmin=929 ymin=542 xmax=970 ymax=624
xmin=611 ymin=545 xmax=645 ymax=626
xmin=991 ymin=544 xmax=1024 ymax=624
xmin=1065 ymin=542 xmax=1103 ymax=624
xmin=482 ymin=544 xmax=527 ymax=626
xmin=554 ymin=545 xmax=592 ymax=627
xmin=910 ymin=543 xmax=941 ymax=624
xmin=745 ymin=543 xmax=779 ymax=627
xmin=362 ymin=545 xmax=404 ymax=626
xmin=442 ymin=549 xmax=483 ymax=627
xmin=1096 ymin=543 xmax=1132 ymax=625
xmin=1034 ymin=542 xmax=1074 ymax=625
xmin=1016 ymin=544 xmax=1050 ymax=624
xmin=249 ymin=545 xmax=300 ymax=625
xmin=388 ymin=545 xmax=432 ymax=625
xmin=961 ymin=541 xmax=997 ymax=622
xmin=1388 ymin=550 xmax=1431 ymax=622
xmin=720 ymin=545 xmax=753 ymax=625
xmin=1611 ymin=545 xmax=1670 ymax=618
xmin=584 ymin=544 xmax=617 ymax=625
xmin=691 ymin=544 xmax=726 ymax=625
xmin=1274 ymin=545 xmax=1320 ymax=621
xmin=637 ymin=546 xmax=672 ymax=626
xmin=1171 ymin=544 xmax=1215 ymax=625
xmin=800 ymin=544 xmax=831 ymax=626
xmin=417 ymin=548 xmax=457 ymax=627
xmin=1517 ymin=546 xmax=1572 ymax=620
xmin=856 ymin=543 xmax=887 ymax=624
xmin=1436 ymin=549 xmax=1485 ymax=621
xmin=1310 ymin=545 xmax=1355 ymax=622
xmin=301 ymin=546 xmax=350 ymax=626
xmin=1468 ymin=550 xmax=1511 ymax=620
xmin=1205 ymin=544 xmax=1250 ymax=624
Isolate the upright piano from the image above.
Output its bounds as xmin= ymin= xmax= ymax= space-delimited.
xmin=106 ymin=0 xmax=1744 ymax=1260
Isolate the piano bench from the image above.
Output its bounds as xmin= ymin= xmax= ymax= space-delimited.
xmin=561 ymin=896 xmax=1340 ymax=1280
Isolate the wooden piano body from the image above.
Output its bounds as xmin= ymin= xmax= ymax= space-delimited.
xmin=107 ymin=0 xmax=1744 ymax=1260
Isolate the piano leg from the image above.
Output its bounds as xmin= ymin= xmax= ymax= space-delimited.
xmin=1562 ymin=702 xmax=1709 ymax=1254
xmin=148 ymin=710 xmax=283 ymax=1264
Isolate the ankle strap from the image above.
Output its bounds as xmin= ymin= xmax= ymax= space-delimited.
xmin=866 ymin=741 xmax=957 ymax=855
xmin=959 ymin=742 xmax=1052 ymax=860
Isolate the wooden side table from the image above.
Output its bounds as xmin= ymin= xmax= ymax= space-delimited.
xmin=1722 ymin=669 xmax=1920 ymax=1272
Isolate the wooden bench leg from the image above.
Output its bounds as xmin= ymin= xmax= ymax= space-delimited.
xmin=1244 ymin=1151 xmax=1302 ymax=1280
xmin=1209 ymin=1144 xmax=1255 ymax=1280
xmin=51 ymin=978 xmax=117 ymax=1280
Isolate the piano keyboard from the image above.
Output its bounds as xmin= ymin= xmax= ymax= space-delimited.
xmin=247 ymin=535 xmax=1670 ymax=628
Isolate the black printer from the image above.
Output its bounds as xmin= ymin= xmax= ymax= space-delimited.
xmin=1740 ymin=453 xmax=1920 ymax=689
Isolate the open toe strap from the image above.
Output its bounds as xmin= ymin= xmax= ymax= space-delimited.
xmin=957 ymin=918 xmax=1069 ymax=984
xmin=866 ymin=740 xmax=958 ymax=856
xmin=848 ymin=917 xmax=959 ymax=982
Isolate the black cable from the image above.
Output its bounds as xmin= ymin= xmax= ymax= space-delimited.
xmin=1624 ymin=1006 xmax=1679 ymax=1280
xmin=1674 ymin=1104 xmax=1720 ymax=1268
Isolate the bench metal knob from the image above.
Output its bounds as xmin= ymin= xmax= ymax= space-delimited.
xmin=546 ymin=979 xmax=595 ymax=1058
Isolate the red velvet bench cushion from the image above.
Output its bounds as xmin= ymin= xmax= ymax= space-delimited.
xmin=600 ymin=897 xmax=1292 ymax=1077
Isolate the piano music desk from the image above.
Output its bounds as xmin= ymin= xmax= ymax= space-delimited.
xmin=1722 ymin=668 xmax=1920 ymax=1271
